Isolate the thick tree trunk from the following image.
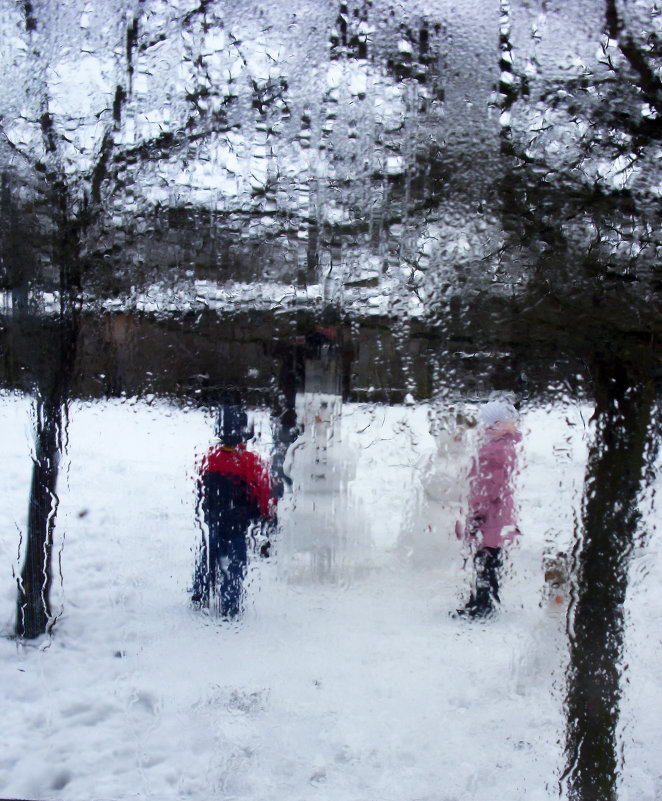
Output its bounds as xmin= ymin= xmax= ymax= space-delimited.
xmin=15 ymin=398 xmax=61 ymax=638
xmin=14 ymin=304 xmax=78 ymax=640
xmin=563 ymin=360 xmax=658 ymax=801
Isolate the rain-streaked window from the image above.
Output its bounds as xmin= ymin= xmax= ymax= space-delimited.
xmin=1 ymin=2 xmax=661 ymax=800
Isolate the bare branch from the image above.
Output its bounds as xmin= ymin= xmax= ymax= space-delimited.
xmin=606 ymin=0 xmax=662 ymax=116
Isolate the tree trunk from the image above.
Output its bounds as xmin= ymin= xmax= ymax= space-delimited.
xmin=15 ymin=309 xmax=78 ymax=639
xmin=16 ymin=397 xmax=61 ymax=638
xmin=563 ymin=359 xmax=658 ymax=801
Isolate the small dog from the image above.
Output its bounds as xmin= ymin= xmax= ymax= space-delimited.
xmin=542 ymin=552 xmax=570 ymax=608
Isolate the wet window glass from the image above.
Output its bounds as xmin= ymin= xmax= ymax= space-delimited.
xmin=1 ymin=2 xmax=661 ymax=800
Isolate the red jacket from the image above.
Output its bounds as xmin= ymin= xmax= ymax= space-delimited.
xmin=199 ymin=444 xmax=275 ymax=518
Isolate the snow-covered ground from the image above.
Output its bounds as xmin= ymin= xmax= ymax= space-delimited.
xmin=0 ymin=390 xmax=660 ymax=800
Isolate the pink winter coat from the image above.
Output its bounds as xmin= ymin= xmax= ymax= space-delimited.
xmin=460 ymin=421 xmax=522 ymax=549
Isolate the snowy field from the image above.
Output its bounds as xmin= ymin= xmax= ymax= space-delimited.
xmin=0 ymin=390 xmax=660 ymax=801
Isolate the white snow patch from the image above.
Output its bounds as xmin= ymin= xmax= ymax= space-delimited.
xmin=0 ymin=393 xmax=659 ymax=800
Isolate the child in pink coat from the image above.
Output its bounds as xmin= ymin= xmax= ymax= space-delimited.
xmin=456 ymin=400 xmax=522 ymax=618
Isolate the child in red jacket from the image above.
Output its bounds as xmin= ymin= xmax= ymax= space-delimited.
xmin=192 ymin=406 xmax=276 ymax=618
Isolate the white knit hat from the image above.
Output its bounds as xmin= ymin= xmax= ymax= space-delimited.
xmin=478 ymin=399 xmax=518 ymax=426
